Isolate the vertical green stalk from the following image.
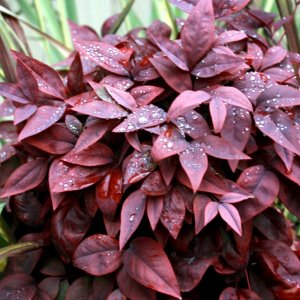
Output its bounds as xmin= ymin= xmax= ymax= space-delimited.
xmin=57 ymin=0 xmax=73 ymax=48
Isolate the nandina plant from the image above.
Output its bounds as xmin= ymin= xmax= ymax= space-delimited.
xmin=0 ymin=0 xmax=300 ymax=299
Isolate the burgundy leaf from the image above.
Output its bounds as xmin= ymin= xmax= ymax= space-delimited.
xmin=179 ymin=141 xmax=208 ymax=193
xmin=69 ymin=20 xmax=100 ymax=43
xmin=209 ymin=97 xmax=227 ymax=133
xmin=25 ymin=124 xmax=76 ymax=154
xmin=272 ymin=157 xmax=299 ymax=185
xmin=39 ymin=277 xmax=61 ymax=299
xmin=72 ymin=100 xmax=128 ymax=119
xmin=158 ymin=156 xmax=178 ymax=186
xmin=213 ymin=0 xmax=251 ymax=17
xmin=181 ymin=0 xmax=215 ymax=67
xmin=125 ymin=131 xmax=142 ymax=151
xmin=113 ymin=104 xmax=166 ymax=132
xmin=65 ymin=114 xmax=83 ymax=136
xmin=218 ymin=203 xmax=242 ymax=235
xmin=220 ymin=192 xmax=253 ymax=204
xmin=219 ymin=287 xmax=238 ymax=300
xmin=14 ymin=104 xmax=37 ymax=125
xmin=123 ymin=237 xmax=181 ymax=298
xmin=0 ymin=159 xmax=47 ymax=198
xmin=151 ymin=125 xmax=189 ymax=161
xmin=260 ymin=46 xmax=287 ymax=71
xmin=96 ymin=168 xmax=123 ymax=220
xmin=193 ymin=194 xmax=211 ymax=234
xmin=147 ymin=196 xmax=164 ymax=230
xmin=67 ymin=52 xmax=84 ymax=95
xmin=73 ymin=234 xmax=122 ymax=276
xmin=204 ymin=201 xmax=219 ymax=226
xmin=0 ymin=121 xmax=17 ymax=140
xmin=61 ymin=142 xmax=113 ymax=166
xmin=100 ymin=74 xmax=134 ymax=90
xmin=236 ymin=165 xmax=279 ymax=222
xmin=120 ymin=190 xmax=147 ymax=250
xmin=215 ymin=30 xmax=247 ymax=46
xmin=0 ymin=82 xmax=28 ymax=104
xmin=65 ymin=277 xmax=93 ymax=300
xmin=0 ymin=144 xmax=16 ymax=164
xmin=149 ymin=56 xmax=192 ymax=93
xmin=160 ymin=188 xmax=185 ymax=239
xmin=107 ymin=289 xmax=126 ymax=300
xmin=248 ymin=42 xmax=263 ymax=70
xmin=167 ymin=90 xmax=210 ymax=121
xmin=140 ymin=170 xmax=169 ymax=196
xmin=92 ymin=275 xmax=115 ymax=299
xmin=18 ymin=105 xmax=66 ymax=140
xmin=130 ymin=85 xmax=164 ymax=107
xmin=0 ymin=99 xmax=14 ymax=117
xmin=75 ymin=40 xmax=130 ymax=76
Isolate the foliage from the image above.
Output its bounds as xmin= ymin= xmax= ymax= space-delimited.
xmin=0 ymin=0 xmax=300 ymax=299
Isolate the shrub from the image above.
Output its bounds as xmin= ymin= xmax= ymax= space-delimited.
xmin=0 ymin=0 xmax=300 ymax=299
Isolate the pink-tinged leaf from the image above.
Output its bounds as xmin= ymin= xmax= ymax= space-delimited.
xmin=168 ymin=0 xmax=196 ymax=13
xmin=192 ymin=50 xmax=245 ymax=78
xmin=179 ymin=141 xmax=208 ymax=193
xmin=88 ymin=81 xmax=114 ymax=102
xmin=51 ymin=160 xmax=106 ymax=193
xmin=124 ymin=146 xmax=156 ymax=184
xmin=96 ymin=168 xmax=123 ymax=220
xmin=123 ymin=237 xmax=181 ymax=298
xmin=72 ymin=100 xmax=128 ymax=119
xmin=193 ymin=194 xmax=211 ymax=234
xmin=147 ymin=196 xmax=164 ymax=231
xmin=0 ymin=159 xmax=47 ymax=198
xmin=181 ymin=0 xmax=215 ymax=67
xmin=151 ymin=125 xmax=189 ymax=161
xmin=0 ymin=121 xmax=17 ymax=140
xmin=248 ymin=42 xmax=263 ymax=70
xmin=236 ymin=165 xmax=279 ymax=222
xmin=272 ymin=157 xmax=300 ymax=185
xmin=213 ymin=0 xmax=251 ymax=17
xmin=0 ymin=82 xmax=28 ymax=103
xmin=119 ymin=190 xmax=146 ymax=250
xmin=65 ymin=114 xmax=83 ymax=136
xmin=113 ymin=104 xmax=166 ymax=132
xmin=140 ymin=170 xmax=169 ymax=196
xmin=25 ymin=124 xmax=76 ymax=154
xmin=73 ymin=234 xmax=122 ymax=276
xmin=126 ymin=132 xmax=142 ymax=152
xmin=100 ymin=74 xmax=134 ymax=90
xmin=173 ymin=255 xmax=217 ymax=292
xmin=237 ymin=289 xmax=261 ymax=300
xmin=66 ymin=91 xmax=97 ymax=106
xmin=105 ymin=85 xmax=137 ymax=112
xmin=12 ymin=51 xmax=66 ymax=98
xmin=167 ymin=90 xmax=210 ymax=121
xmin=14 ymin=104 xmax=37 ymax=125
xmin=65 ymin=277 xmax=93 ymax=300
xmin=219 ymin=287 xmax=238 ymax=300
xmin=256 ymin=85 xmax=300 ymax=107
xmin=260 ymin=46 xmax=287 ymax=71
xmin=130 ymin=85 xmax=164 ymax=107
xmin=209 ymin=98 xmax=227 ymax=133
xmin=133 ymin=63 xmax=160 ymax=82
xmin=215 ymin=30 xmax=247 ymax=46
xmin=212 ymin=86 xmax=253 ymax=112
xmin=92 ymin=275 xmax=115 ymax=299
xmin=204 ymin=201 xmax=219 ymax=226
xmin=16 ymin=59 xmax=39 ymax=102
xmin=117 ymin=267 xmax=156 ymax=300
xmin=200 ymin=135 xmax=251 ymax=160
xmin=149 ymin=33 xmax=188 ymax=71
xmin=75 ymin=120 xmax=109 ymax=152
xmin=75 ymin=40 xmax=130 ymax=76
xmin=104 ymin=216 xmax=121 ymax=238
xmin=67 ymin=52 xmax=84 ymax=95
xmin=107 ymin=289 xmax=126 ymax=300
xmin=218 ymin=203 xmax=242 ymax=235
xmin=220 ymin=192 xmax=253 ymax=204
xmin=0 ymin=144 xmax=16 ymax=163
xmin=158 ymin=156 xmax=178 ymax=186
xmin=61 ymin=142 xmax=113 ymax=167
xmin=254 ymin=110 xmax=300 ymax=156
xmin=149 ymin=56 xmax=192 ymax=93
xmin=160 ymin=188 xmax=185 ymax=239
xmin=274 ymin=143 xmax=294 ymax=173
xmin=18 ymin=105 xmax=66 ymax=140
xmin=0 ymin=99 xmax=14 ymax=117
xmin=69 ymin=20 xmax=99 ymax=43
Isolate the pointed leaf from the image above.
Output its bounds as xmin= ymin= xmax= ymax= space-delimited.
xmin=100 ymin=74 xmax=134 ymax=90
xmin=14 ymin=104 xmax=37 ymax=125
xmin=260 ymin=46 xmax=287 ymax=71
xmin=209 ymin=97 xmax=227 ymax=133
xmin=147 ymin=196 xmax=164 ymax=231
xmin=204 ymin=201 xmax=219 ymax=226
xmin=130 ymin=85 xmax=164 ymax=107
xmin=140 ymin=170 xmax=169 ymax=196
xmin=67 ymin=52 xmax=84 ymax=95
xmin=0 ymin=82 xmax=28 ymax=103
xmin=218 ymin=203 xmax=242 ymax=235
xmin=220 ymin=192 xmax=253 ymax=204
xmin=123 ymin=237 xmax=181 ymax=298
xmin=73 ymin=234 xmax=122 ymax=276
xmin=193 ymin=194 xmax=211 ymax=234
xmin=120 ymin=190 xmax=146 ymax=250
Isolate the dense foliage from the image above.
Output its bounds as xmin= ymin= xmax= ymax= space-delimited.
xmin=0 ymin=0 xmax=300 ymax=299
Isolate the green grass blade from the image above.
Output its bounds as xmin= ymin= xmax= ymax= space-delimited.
xmin=57 ymin=0 xmax=73 ymax=48
xmin=0 ymin=242 xmax=43 ymax=261
xmin=63 ymin=0 xmax=77 ymax=22
xmin=118 ymin=0 xmax=141 ymax=32
xmin=16 ymin=0 xmax=38 ymax=26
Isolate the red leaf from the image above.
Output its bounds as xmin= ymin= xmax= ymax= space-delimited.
xmin=65 ymin=277 xmax=93 ymax=300
xmin=209 ymin=98 xmax=227 ymax=133
xmin=215 ymin=30 xmax=247 ymax=46
xmin=219 ymin=287 xmax=238 ymax=300
xmin=218 ymin=203 xmax=242 ymax=235
xmin=73 ymin=234 xmax=122 ymax=276
xmin=123 ymin=237 xmax=181 ymax=298
xmin=65 ymin=114 xmax=83 ymax=136
xmin=14 ymin=104 xmax=37 ymax=125
xmin=151 ymin=125 xmax=189 ymax=161
xmin=107 ymin=289 xmax=126 ymax=300
xmin=204 ymin=201 xmax=219 ymax=226
xmin=0 ymin=144 xmax=16 ymax=164
xmin=260 ymin=46 xmax=287 ymax=71
xmin=220 ymin=192 xmax=253 ymax=204
xmin=272 ymin=157 xmax=299 ymax=185
xmin=100 ymin=74 xmax=134 ymax=90
xmin=147 ymin=196 xmax=164 ymax=231
xmin=39 ymin=277 xmax=61 ymax=299
xmin=149 ymin=56 xmax=192 ymax=93
xmin=0 ymin=159 xmax=47 ymax=198
xmin=18 ymin=105 xmax=66 ymax=140
xmin=140 ymin=170 xmax=169 ymax=196
xmin=181 ymin=0 xmax=215 ymax=67
xmin=167 ymin=90 xmax=210 ymax=121
xmin=160 ymin=188 xmax=185 ymax=239
xmin=236 ymin=165 xmax=279 ymax=222
xmin=125 ymin=131 xmax=142 ymax=151
xmin=113 ymin=104 xmax=166 ymax=132
xmin=75 ymin=40 xmax=130 ymax=76
xmin=193 ymin=194 xmax=211 ymax=234
xmin=61 ymin=142 xmax=113 ymax=166
xmin=72 ymin=100 xmax=128 ymax=119
xmin=96 ymin=168 xmax=123 ymax=220
xmin=0 ymin=121 xmax=17 ymax=140
xmin=130 ymin=85 xmax=164 ymax=107
xmin=67 ymin=52 xmax=84 ymax=95
xmin=120 ymin=190 xmax=147 ymax=250
xmin=0 ymin=82 xmax=28 ymax=103
xmin=158 ymin=156 xmax=178 ymax=185
xmin=274 ymin=143 xmax=294 ymax=173
xmin=179 ymin=141 xmax=208 ymax=193
xmin=117 ymin=267 xmax=156 ymax=300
